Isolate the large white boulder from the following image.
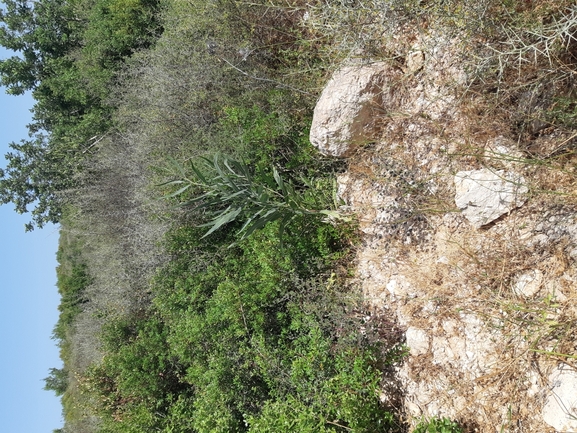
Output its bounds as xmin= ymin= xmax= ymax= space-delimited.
xmin=310 ymin=62 xmax=399 ymax=157
xmin=454 ymin=169 xmax=528 ymax=228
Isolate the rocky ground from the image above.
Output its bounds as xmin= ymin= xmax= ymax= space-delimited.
xmin=310 ymin=34 xmax=577 ymax=433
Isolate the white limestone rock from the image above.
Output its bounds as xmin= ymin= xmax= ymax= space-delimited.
xmin=310 ymin=62 xmax=399 ymax=157
xmin=513 ymin=270 xmax=543 ymax=297
xmin=543 ymin=365 xmax=577 ymax=432
xmin=406 ymin=49 xmax=425 ymax=73
xmin=454 ymin=169 xmax=528 ymax=228
xmin=406 ymin=327 xmax=430 ymax=356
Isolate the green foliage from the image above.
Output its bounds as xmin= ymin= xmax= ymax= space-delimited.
xmin=35 ymin=1 xmax=411 ymax=432
xmin=544 ymin=96 xmax=577 ymax=129
xmin=81 ymin=316 xmax=187 ymax=430
xmin=0 ymin=135 xmax=70 ymax=229
xmin=413 ymin=417 xmax=464 ymax=433
xmin=79 ymin=208 xmax=400 ymax=432
xmin=0 ymin=0 xmax=82 ymax=94
xmin=16 ymin=2 xmax=577 ymax=433
xmin=79 ymin=0 xmax=162 ymax=97
xmin=215 ymin=104 xmax=319 ymax=174
xmin=53 ymin=231 xmax=91 ymax=340
xmin=248 ymin=329 xmax=394 ymax=433
xmin=162 ymin=154 xmax=346 ymax=243
xmin=44 ymin=367 xmax=69 ymax=396
xmin=0 ymin=0 xmax=94 ymax=228
xmin=151 ymin=220 xmax=399 ymax=432
xmin=0 ymin=0 xmax=161 ymax=229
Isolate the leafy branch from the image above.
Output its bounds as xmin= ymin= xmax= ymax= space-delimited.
xmin=161 ymin=155 xmax=348 ymax=242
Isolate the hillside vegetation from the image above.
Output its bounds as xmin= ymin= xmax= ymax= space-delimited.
xmin=0 ymin=1 xmax=575 ymax=432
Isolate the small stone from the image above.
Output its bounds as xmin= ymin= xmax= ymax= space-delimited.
xmin=442 ymin=320 xmax=458 ymax=334
xmin=542 ymin=365 xmax=577 ymax=432
xmin=386 ymin=279 xmax=397 ymax=296
xmin=436 ymin=256 xmax=449 ymax=265
xmin=527 ymin=370 xmax=541 ymax=397
xmin=454 ymin=169 xmax=528 ymax=228
xmin=512 ymin=269 xmax=543 ymax=297
xmin=406 ymin=50 xmax=425 ymax=73
xmin=406 ymin=327 xmax=430 ymax=356
xmin=527 ymin=233 xmax=548 ymax=247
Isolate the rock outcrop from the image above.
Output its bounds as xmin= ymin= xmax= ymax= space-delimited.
xmin=313 ymin=32 xmax=577 ymax=433
xmin=309 ymin=62 xmax=400 ymax=157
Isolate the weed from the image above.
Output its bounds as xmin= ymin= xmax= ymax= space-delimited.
xmin=413 ymin=417 xmax=463 ymax=433
xmin=161 ymin=154 xmax=348 ymax=244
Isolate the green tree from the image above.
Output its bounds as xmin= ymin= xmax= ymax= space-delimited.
xmin=44 ymin=367 xmax=69 ymax=396
xmin=0 ymin=0 xmax=82 ymax=95
xmin=0 ymin=0 xmax=89 ymax=229
xmin=0 ymin=134 xmax=79 ymax=229
xmin=0 ymin=0 xmax=161 ymax=230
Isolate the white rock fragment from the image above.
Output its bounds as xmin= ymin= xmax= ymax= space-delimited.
xmin=513 ymin=270 xmax=543 ymax=297
xmin=310 ymin=62 xmax=400 ymax=157
xmin=436 ymin=255 xmax=449 ymax=265
xmin=526 ymin=370 xmax=541 ymax=397
xmin=454 ymin=169 xmax=528 ymax=228
xmin=406 ymin=49 xmax=425 ymax=73
xmin=543 ymin=365 xmax=577 ymax=432
xmin=386 ymin=279 xmax=397 ymax=296
xmin=406 ymin=327 xmax=430 ymax=356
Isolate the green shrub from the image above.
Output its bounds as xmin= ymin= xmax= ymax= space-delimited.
xmin=413 ymin=417 xmax=463 ymax=433
xmin=162 ymin=154 xmax=347 ymax=244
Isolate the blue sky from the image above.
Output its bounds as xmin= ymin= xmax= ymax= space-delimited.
xmin=0 ymin=50 xmax=63 ymax=432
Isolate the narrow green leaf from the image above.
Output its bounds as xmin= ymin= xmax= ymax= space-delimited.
xmin=189 ymin=160 xmax=208 ymax=184
xmin=181 ymin=190 xmax=215 ymax=206
xmin=165 ymin=184 xmax=191 ymax=198
xmin=221 ymin=189 xmax=248 ymax=202
xmin=242 ymin=209 xmax=281 ymax=238
xmin=168 ymin=155 xmax=187 ymax=178
xmin=273 ymin=166 xmax=284 ymax=189
xmin=224 ymin=158 xmax=241 ymax=176
xmin=319 ymin=209 xmax=350 ymax=222
xmin=239 ymin=215 xmax=255 ymax=233
xmin=157 ymin=179 xmax=186 ymax=187
xmin=200 ymin=207 xmax=243 ymax=238
xmin=300 ymin=175 xmax=313 ymax=188
xmin=259 ymin=192 xmax=270 ymax=203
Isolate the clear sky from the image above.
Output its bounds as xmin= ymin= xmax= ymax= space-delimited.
xmin=0 ymin=48 xmax=63 ymax=432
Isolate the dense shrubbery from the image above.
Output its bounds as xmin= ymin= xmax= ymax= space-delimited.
xmin=79 ymin=219 xmax=403 ymax=432
xmin=54 ymin=229 xmax=91 ymax=340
